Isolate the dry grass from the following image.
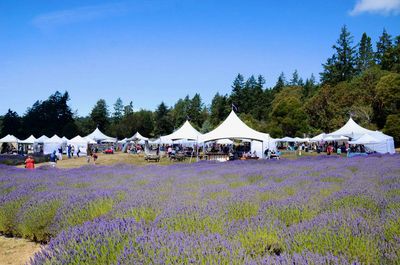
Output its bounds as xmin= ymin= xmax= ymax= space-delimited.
xmin=0 ymin=236 xmax=42 ymax=265
xmin=18 ymin=152 xmax=194 ymax=169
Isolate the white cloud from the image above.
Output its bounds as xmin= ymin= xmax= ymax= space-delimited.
xmin=350 ymin=0 xmax=400 ymax=15
xmin=32 ymin=3 xmax=128 ymax=29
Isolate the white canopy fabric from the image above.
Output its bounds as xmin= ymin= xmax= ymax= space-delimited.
xmin=118 ymin=138 xmax=129 ymax=144
xmin=294 ymin=137 xmax=309 ymax=142
xmin=323 ymin=135 xmax=349 ymax=141
xmin=128 ymin=132 xmax=149 ymax=141
xmin=163 ymin=120 xmax=202 ymax=141
xmin=364 ymin=132 xmax=395 ymax=154
xmin=19 ymin=135 xmax=36 ymax=144
xmin=216 ymin=139 xmax=234 ymax=145
xmin=35 ymin=135 xmax=49 ymax=143
xmin=310 ymin=133 xmax=326 ymax=142
xmin=67 ymin=135 xmax=89 ymax=155
xmin=328 ymin=117 xmax=375 ymax=139
xmin=200 ymin=111 xmax=269 ymax=143
xmin=43 ymin=135 xmax=63 ymax=155
xmin=349 ymin=134 xmax=380 ymax=145
xmin=85 ymin=137 xmax=97 ymax=144
xmin=275 ymin=137 xmax=296 ymax=142
xmin=61 ymin=136 xmax=69 ymax=142
xmin=0 ymin=134 xmax=19 ymax=143
xmin=86 ymin=128 xmax=116 ymax=142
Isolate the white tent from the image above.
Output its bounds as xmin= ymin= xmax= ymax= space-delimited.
xmin=35 ymin=135 xmax=49 ymax=143
xmin=294 ymin=137 xmax=310 ymax=142
xmin=275 ymin=136 xmax=296 ymax=142
xmin=216 ymin=139 xmax=234 ymax=145
xmin=128 ymin=132 xmax=149 ymax=142
xmin=200 ymin=111 xmax=269 ymax=143
xmin=43 ymin=135 xmax=63 ymax=155
xmin=0 ymin=134 xmax=19 ymax=143
xmin=323 ymin=135 xmax=349 ymax=141
xmin=68 ymin=135 xmax=89 ymax=155
xmin=118 ymin=138 xmax=129 ymax=144
xmin=19 ymin=135 xmax=36 ymax=144
xmin=163 ymin=120 xmax=202 ymax=141
xmin=327 ymin=117 xmax=395 ymax=154
xmin=349 ymin=134 xmax=380 ymax=145
xmin=328 ymin=117 xmax=375 ymax=139
xmin=86 ymin=128 xmax=116 ymax=142
xmin=62 ymin=136 xmax=69 ymax=142
xmin=199 ymin=111 xmax=273 ymax=158
xmin=85 ymin=137 xmax=97 ymax=144
xmin=310 ymin=133 xmax=326 ymax=142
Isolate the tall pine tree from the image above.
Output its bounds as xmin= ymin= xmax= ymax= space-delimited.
xmin=356 ymin=33 xmax=374 ymax=73
xmin=376 ymin=29 xmax=393 ymax=70
xmin=321 ymin=25 xmax=356 ymax=85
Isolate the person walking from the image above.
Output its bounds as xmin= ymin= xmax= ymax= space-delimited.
xmin=49 ymin=151 xmax=58 ymax=167
xmin=25 ymin=155 xmax=35 ymax=169
xmin=67 ymin=144 xmax=71 ymax=158
xmin=86 ymin=146 xmax=92 ymax=163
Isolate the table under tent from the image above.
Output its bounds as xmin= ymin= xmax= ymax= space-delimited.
xmin=85 ymin=128 xmax=117 ymax=152
xmin=199 ymin=110 xmax=275 ymax=161
xmin=0 ymin=134 xmax=19 ymax=154
xmin=18 ymin=135 xmax=36 ymax=154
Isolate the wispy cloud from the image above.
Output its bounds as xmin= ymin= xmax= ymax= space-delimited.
xmin=350 ymin=0 xmax=400 ymax=15
xmin=32 ymin=2 xmax=128 ymax=29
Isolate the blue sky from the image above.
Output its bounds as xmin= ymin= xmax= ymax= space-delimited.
xmin=0 ymin=0 xmax=399 ymax=116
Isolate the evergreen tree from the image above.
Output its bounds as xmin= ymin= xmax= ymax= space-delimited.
xmin=230 ymin=74 xmax=245 ymax=111
xmin=290 ymin=70 xmax=300 ymax=86
xmin=356 ymin=33 xmax=374 ymax=73
xmin=321 ymin=25 xmax=356 ymax=85
xmin=153 ymin=102 xmax=173 ymax=136
xmin=1 ymin=109 xmax=21 ymax=137
xmin=376 ymin=29 xmax=393 ymax=70
xmin=124 ymin=102 xmax=133 ymax=116
xmin=113 ymin=98 xmax=124 ymax=121
xmin=273 ymin=72 xmax=286 ymax=92
xmin=188 ymin=94 xmax=204 ymax=129
xmin=90 ymin=99 xmax=109 ymax=131
xmin=210 ymin=93 xmax=229 ymax=127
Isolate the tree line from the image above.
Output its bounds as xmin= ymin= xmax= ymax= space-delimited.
xmin=1 ymin=26 xmax=399 ymax=145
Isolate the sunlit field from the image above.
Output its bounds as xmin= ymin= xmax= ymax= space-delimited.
xmin=1 ymin=154 xmax=399 ymax=264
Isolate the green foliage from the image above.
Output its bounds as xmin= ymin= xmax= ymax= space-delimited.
xmin=18 ymin=200 xmax=61 ymax=242
xmin=227 ymin=202 xmax=259 ymax=221
xmin=0 ymin=199 xmax=25 ymax=235
xmin=320 ymin=176 xmax=344 ymax=183
xmin=292 ymin=227 xmax=380 ymax=264
xmin=236 ymin=227 xmax=283 ymax=256
xmin=330 ymin=195 xmax=379 ymax=215
xmin=66 ymin=198 xmax=114 ymax=227
xmin=163 ymin=213 xmax=224 ymax=234
xmin=90 ymin=99 xmax=110 ymax=132
xmin=384 ymin=114 xmax=400 ymax=145
xmin=123 ymin=207 xmax=159 ymax=223
xmin=245 ymin=175 xmax=264 ymax=184
xmin=266 ymin=206 xmax=318 ymax=227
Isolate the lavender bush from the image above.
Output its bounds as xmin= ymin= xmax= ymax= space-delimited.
xmin=0 ymin=155 xmax=399 ymax=264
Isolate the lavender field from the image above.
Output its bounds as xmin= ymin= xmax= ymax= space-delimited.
xmin=1 ymin=155 xmax=399 ymax=264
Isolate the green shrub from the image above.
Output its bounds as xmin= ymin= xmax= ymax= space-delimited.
xmin=227 ymin=202 xmax=259 ymax=221
xmin=236 ymin=227 xmax=283 ymax=257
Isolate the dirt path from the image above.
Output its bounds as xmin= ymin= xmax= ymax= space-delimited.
xmin=0 ymin=236 xmax=42 ymax=265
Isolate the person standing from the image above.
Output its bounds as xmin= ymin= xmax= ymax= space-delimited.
xmin=25 ymin=156 xmax=35 ymax=169
xmin=67 ymin=144 xmax=72 ymax=158
xmin=86 ymin=146 xmax=92 ymax=163
xmin=49 ymin=151 xmax=58 ymax=167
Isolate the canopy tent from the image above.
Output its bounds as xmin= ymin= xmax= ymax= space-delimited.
xmin=275 ymin=137 xmax=296 ymax=142
xmin=0 ymin=134 xmax=19 ymax=143
xmin=323 ymin=135 xmax=349 ymax=141
xmin=85 ymin=137 xmax=97 ymax=144
xmin=43 ymin=135 xmax=63 ymax=155
xmin=128 ymin=132 xmax=149 ymax=141
xmin=310 ymin=133 xmax=326 ymax=142
xmin=216 ymin=139 xmax=234 ymax=145
xmin=35 ymin=135 xmax=49 ymax=143
xmin=86 ymin=128 xmax=116 ymax=142
xmin=327 ymin=117 xmax=395 ymax=154
xmin=68 ymin=135 xmax=89 ymax=155
xmin=163 ymin=120 xmax=202 ymax=141
xmin=61 ymin=136 xmax=69 ymax=142
xmin=294 ymin=137 xmax=309 ymax=142
xmin=200 ymin=111 xmax=269 ymax=143
xmin=118 ymin=138 xmax=129 ymax=144
xmin=328 ymin=117 xmax=375 ymax=139
xmin=19 ymin=135 xmax=36 ymax=144
xmin=349 ymin=134 xmax=380 ymax=145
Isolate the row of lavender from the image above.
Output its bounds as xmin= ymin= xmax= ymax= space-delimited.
xmin=0 ymin=155 xmax=399 ymax=264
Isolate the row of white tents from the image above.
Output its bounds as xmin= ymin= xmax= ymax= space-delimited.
xmin=275 ymin=117 xmax=395 ymax=154
xmin=0 ymin=112 xmax=396 ymax=156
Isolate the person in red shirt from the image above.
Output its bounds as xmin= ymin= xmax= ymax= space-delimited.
xmin=25 ymin=156 xmax=35 ymax=169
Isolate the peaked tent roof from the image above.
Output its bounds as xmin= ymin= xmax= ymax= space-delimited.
xmin=86 ymin=128 xmax=116 ymax=142
xmin=328 ymin=118 xmax=375 ymax=139
xmin=200 ymin=111 xmax=268 ymax=142
xmin=35 ymin=135 xmax=49 ymax=143
xmin=0 ymin=134 xmax=19 ymax=143
xmin=310 ymin=133 xmax=326 ymax=142
xmin=163 ymin=120 xmax=202 ymax=141
xmin=44 ymin=134 xmax=63 ymax=143
xmin=19 ymin=135 xmax=36 ymax=144
xmin=275 ymin=136 xmax=296 ymax=142
xmin=68 ymin=135 xmax=90 ymax=144
xmin=128 ymin=132 xmax=149 ymax=141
